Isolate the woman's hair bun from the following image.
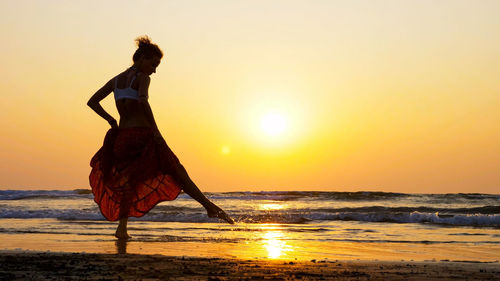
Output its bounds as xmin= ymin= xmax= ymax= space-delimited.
xmin=135 ymin=36 xmax=152 ymax=48
xmin=132 ymin=35 xmax=163 ymax=63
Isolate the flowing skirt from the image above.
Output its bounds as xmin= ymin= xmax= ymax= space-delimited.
xmin=89 ymin=127 xmax=182 ymax=221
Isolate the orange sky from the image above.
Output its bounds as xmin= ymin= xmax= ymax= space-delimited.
xmin=0 ymin=1 xmax=499 ymax=193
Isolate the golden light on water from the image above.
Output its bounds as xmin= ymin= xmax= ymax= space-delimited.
xmin=263 ymin=231 xmax=286 ymax=258
xmin=259 ymin=225 xmax=292 ymax=259
xmin=258 ymin=203 xmax=285 ymax=211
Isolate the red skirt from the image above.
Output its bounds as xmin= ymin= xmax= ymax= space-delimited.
xmin=89 ymin=127 xmax=182 ymax=221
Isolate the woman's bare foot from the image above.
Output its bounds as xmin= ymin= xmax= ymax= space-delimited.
xmin=115 ymin=227 xmax=131 ymax=239
xmin=115 ymin=218 xmax=131 ymax=239
xmin=205 ymin=202 xmax=235 ymax=224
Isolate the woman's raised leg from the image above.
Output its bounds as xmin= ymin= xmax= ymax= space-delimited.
xmin=174 ymin=164 xmax=235 ymax=224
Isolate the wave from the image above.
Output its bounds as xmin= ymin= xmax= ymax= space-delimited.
xmin=1 ymin=208 xmax=498 ymax=227
xmin=206 ymin=191 xmax=500 ymax=202
xmin=310 ymin=211 xmax=500 ymax=227
xmin=233 ymin=212 xmax=500 ymax=227
xmin=1 ymin=189 xmax=498 ymax=227
xmin=315 ymin=205 xmax=500 ymax=215
xmin=205 ymin=191 xmax=410 ymax=201
xmin=0 ymin=190 xmax=93 ymax=200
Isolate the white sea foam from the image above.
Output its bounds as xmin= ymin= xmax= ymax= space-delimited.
xmin=0 ymin=207 xmax=498 ymax=226
xmin=310 ymin=211 xmax=500 ymax=226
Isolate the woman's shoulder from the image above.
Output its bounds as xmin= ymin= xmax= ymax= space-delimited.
xmin=114 ymin=68 xmax=149 ymax=88
xmin=114 ymin=69 xmax=129 ymax=81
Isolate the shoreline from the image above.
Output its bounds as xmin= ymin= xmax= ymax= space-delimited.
xmin=1 ymin=250 xmax=499 ymax=280
xmin=1 ymin=230 xmax=499 ymax=263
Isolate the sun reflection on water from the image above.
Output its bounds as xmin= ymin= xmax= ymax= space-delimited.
xmin=258 ymin=203 xmax=285 ymax=210
xmin=260 ymin=224 xmax=292 ymax=259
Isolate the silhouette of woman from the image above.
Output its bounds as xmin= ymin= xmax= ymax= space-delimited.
xmin=88 ymin=36 xmax=234 ymax=239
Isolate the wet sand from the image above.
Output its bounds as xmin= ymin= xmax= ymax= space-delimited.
xmin=1 ymin=251 xmax=499 ymax=280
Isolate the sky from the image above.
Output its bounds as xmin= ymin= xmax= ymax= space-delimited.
xmin=0 ymin=0 xmax=499 ymax=193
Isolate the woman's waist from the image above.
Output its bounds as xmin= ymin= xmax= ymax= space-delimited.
xmin=110 ymin=126 xmax=154 ymax=139
xmin=117 ymin=126 xmax=152 ymax=130
xmin=118 ymin=117 xmax=151 ymax=129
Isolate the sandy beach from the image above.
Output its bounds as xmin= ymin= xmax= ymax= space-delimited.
xmin=1 ymin=251 xmax=499 ymax=280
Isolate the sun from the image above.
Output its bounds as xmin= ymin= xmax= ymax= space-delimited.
xmin=260 ymin=112 xmax=287 ymax=137
xmin=241 ymin=99 xmax=304 ymax=146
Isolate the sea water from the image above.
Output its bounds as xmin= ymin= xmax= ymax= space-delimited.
xmin=0 ymin=190 xmax=498 ymax=261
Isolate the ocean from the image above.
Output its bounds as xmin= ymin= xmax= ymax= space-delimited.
xmin=0 ymin=189 xmax=499 ymax=262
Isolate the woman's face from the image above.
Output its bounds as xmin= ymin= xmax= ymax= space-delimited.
xmin=138 ymin=56 xmax=161 ymax=76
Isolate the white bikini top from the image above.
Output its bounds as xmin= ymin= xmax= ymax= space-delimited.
xmin=113 ymin=76 xmax=139 ymax=101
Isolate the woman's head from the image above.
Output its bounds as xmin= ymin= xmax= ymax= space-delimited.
xmin=132 ymin=36 xmax=163 ymax=75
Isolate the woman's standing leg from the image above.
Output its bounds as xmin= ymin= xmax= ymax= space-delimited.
xmin=115 ymin=217 xmax=130 ymax=239
xmin=115 ymin=178 xmax=133 ymax=239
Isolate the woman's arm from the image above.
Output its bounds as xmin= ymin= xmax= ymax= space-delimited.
xmin=87 ymin=78 xmax=118 ymax=128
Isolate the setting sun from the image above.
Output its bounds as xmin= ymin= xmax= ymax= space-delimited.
xmin=260 ymin=112 xmax=287 ymax=137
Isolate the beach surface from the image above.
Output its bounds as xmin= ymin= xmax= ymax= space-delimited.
xmin=1 ymin=251 xmax=499 ymax=281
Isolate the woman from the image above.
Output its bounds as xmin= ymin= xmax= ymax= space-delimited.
xmin=88 ymin=36 xmax=234 ymax=239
